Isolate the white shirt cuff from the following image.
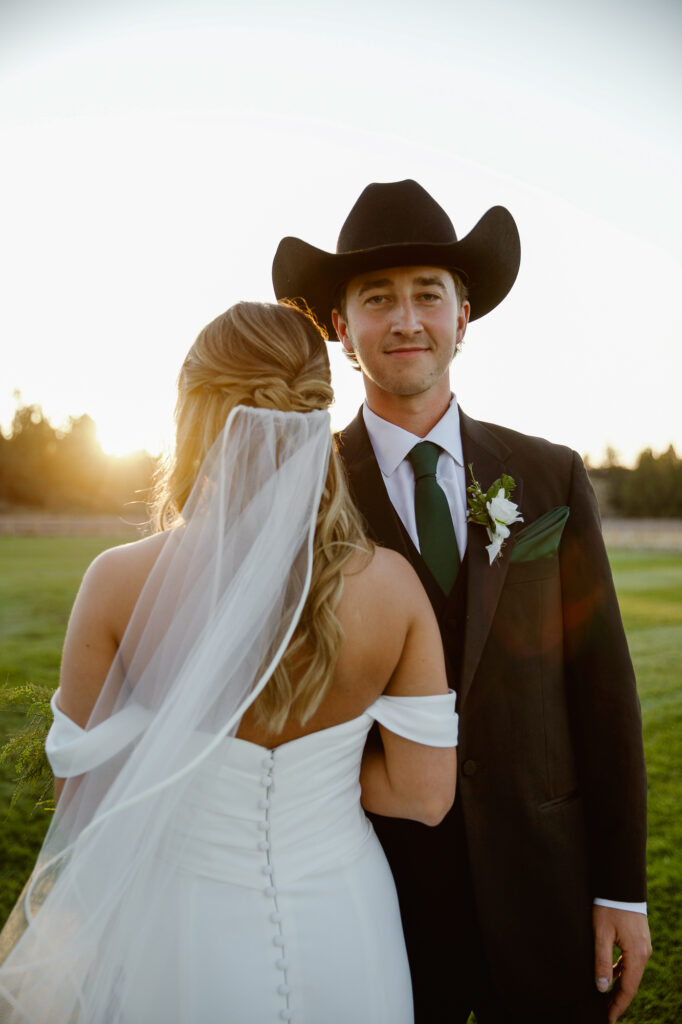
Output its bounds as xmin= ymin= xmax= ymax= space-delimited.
xmin=593 ymin=897 xmax=648 ymax=916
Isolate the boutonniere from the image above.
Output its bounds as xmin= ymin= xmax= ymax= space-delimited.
xmin=466 ymin=464 xmax=524 ymax=565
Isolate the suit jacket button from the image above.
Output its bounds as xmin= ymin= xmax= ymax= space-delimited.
xmin=462 ymin=759 xmax=478 ymax=777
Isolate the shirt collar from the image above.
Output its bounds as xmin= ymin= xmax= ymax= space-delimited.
xmin=362 ymin=396 xmax=464 ymax=477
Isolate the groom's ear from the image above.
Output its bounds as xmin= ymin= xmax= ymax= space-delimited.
xmin=456 ymin=299 xmax=471 ymax=347
xmin=331 ymin=309 xmax=352 ymax=351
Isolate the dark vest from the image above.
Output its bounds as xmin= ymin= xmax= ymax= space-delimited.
xmin=391 ymin=514 xmax=469 ymax=691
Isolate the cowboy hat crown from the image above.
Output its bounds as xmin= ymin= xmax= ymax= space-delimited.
xmin=272 ymin=179 xmax=520 ymax=338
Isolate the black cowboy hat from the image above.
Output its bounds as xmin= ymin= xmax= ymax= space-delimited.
xmin=272 ymin=179 xmax=521 ymax=339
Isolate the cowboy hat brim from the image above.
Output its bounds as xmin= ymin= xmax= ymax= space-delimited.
xmin=272 ymin=205 xmax=520 ymax=339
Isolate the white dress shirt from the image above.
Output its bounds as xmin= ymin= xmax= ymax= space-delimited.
xmin=363 ymin=396 xmax=468 ymax=559
xmin=361 ymin=399 xmax=647 ymax=917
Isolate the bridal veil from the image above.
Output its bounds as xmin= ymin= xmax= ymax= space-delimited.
xmin=0 ymin=405 xmax=331 ymax=1022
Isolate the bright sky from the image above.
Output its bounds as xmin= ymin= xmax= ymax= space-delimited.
xmin=1 ymin=0 xmax=680 ymax=465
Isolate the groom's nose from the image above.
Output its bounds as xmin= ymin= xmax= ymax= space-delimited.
xmin=391 ymin=299 xmax=423 ymax=335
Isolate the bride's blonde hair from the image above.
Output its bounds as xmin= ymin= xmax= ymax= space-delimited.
xmin=153 ymin=300 xmax=373 ymax=732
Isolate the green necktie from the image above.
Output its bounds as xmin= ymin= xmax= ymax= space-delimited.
xmin=408 ymin=441 xmax=460 ymax=594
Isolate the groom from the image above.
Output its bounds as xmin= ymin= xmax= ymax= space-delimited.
xmin=272 ymin=180 xmax=651 ymax=1023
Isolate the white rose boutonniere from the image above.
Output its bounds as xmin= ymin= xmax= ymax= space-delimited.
xmin=466 ymin=464 xmax=524 ymax=565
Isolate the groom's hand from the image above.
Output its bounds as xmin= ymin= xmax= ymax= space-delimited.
xmin=593 ymin=905 xmax=652 ymax=1022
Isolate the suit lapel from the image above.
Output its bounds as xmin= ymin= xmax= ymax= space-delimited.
xmin=336 ymin=411 xmax=448 ymax=611
xmin=335 ymin=409 xmax=411 ymax=558
xmin=458 ymin=409 xmax=524 ymax=704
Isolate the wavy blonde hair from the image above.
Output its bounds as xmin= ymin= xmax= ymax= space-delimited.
xmin=153 ymin=300 xmax=373 ymax=732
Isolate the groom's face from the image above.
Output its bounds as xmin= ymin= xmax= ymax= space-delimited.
xmin=332 ymin=265 xmax=469 ymax=408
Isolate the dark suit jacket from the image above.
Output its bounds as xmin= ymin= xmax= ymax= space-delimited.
xmin=336 ymin=406 xmax=647 ymax=1007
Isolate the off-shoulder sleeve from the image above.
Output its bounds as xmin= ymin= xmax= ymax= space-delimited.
xmin=45 ymin=690 xmax=150 ymax=777
xmin=366 ymin=690 xmax=458 ymax=747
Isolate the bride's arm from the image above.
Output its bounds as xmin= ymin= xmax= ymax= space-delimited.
xmin=358 ymin=554 xmax=456 ymax=825
xmin=52 ymin=549 xmax=126 ymax=800
xmin=53 ymin=534 xmax=165 ymax=799
xmin=360 ymin=721 xmax=456 ymax=826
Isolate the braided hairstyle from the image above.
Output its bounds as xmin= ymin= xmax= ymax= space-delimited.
xmin=153 ymin=300 xmax=373 ymax=732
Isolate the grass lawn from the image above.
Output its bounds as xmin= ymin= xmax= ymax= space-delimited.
xmin=0 ymin=537 xmax=129 ymax=936
xmin=606 ymin=551 xmax=682 ymax=1024
xmin=0 ymin=537 xmax=680 ymax=1022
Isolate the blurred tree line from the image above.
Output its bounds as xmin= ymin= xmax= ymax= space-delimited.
xmin=587 ymin=445 xmax=682 ymax=517
xmin=0 ymin=403 xmax=156 ymax=513
xmin=1 ymin=402 xmax=680 ymax=517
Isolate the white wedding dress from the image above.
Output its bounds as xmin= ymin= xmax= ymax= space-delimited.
xmin=40 ymin=688 xmax=457 ymax=1024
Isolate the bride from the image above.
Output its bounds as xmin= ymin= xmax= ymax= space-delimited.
xmin=0 ymin=300 xmax=457 ymax=1023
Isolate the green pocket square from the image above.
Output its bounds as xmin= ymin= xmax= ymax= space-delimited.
xmin=510 ymin=506 xmax=570 ymax=563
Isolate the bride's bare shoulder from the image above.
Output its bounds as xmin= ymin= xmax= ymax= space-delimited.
xmin=341 ymin=545 xmax=430 ymax=616
xmin=86 ymin=530 xmax=168 ymax=585
xmin=335 ymin=547 xmax=439 ymax=696
xmin=74 ymin=531 xmax=170 ymax=634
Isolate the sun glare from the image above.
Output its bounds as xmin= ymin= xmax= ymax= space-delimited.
xmin=95 ymin=413 xmax=171 ymax=459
